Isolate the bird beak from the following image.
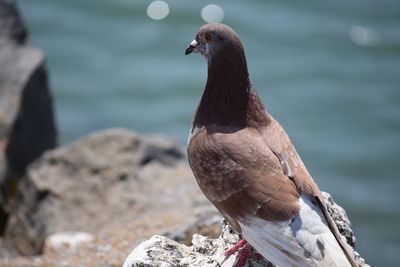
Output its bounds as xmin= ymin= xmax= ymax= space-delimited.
xmin=185 ymin=39 xmax=198 ymax=55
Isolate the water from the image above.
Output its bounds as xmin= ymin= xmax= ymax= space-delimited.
xmin=18 ymin=0 xmax=400 ymax=266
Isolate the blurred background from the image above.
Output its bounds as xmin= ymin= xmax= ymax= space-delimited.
xmin=18 ymin=0 xmax=399 ymax=266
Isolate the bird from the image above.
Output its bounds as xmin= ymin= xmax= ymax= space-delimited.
xmin=185 ymin=23 xmax=357 ymax=267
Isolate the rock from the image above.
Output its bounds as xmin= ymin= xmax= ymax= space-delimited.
xmin=123 ymin=193 xmax=369 ymax=267
xmin=322 ymin=192 xmax=369 ymax=267
xmin=4 ymin=128 xmax=215 ymax=256
xmin=165 ymin=212 xmax=222 ymax=246
xmin=0 ymin=236 xmax=18 ymax=260
xmin=0 ymin=0 xmax=57 ymax=222
xmin=123 ymin=222 xmax=272 ymax=267
xmin=322 ymin=192 xmax=355 ymax=246
xmin=0 ymin=211 xmax=220 ymax=266
xmin=0 ymin=128 xmax=369 ymax=266
xmin=43 ymin=231 xmax=95 ymax=253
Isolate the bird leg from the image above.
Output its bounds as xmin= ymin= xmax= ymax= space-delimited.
xmin=223 ymin=239 xmax=248 ymax=256
xmin=224 ymin=239 xmax=264 ymax=267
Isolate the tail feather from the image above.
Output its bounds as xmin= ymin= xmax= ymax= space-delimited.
xmin=315 ymin=195 xmax=358 ymax=267
xmin=239 ymin=195 xmax=354 ymax=267
xmin=240 ymin=219 xmax=314 ymax=267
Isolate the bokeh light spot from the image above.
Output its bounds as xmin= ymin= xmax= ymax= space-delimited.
xmin=201 ymin=4 xmax=224 ymax=23
xmin=147 ymin=1 xmax=169 ymax=20
xmin=349 ymin=25 xmax=380 ymax=46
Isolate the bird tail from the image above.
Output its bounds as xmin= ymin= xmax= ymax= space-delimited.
xmin=239 ymin=217 xmax=314 ymax=267
xmin=315 ymin=195 xmax=358 ymax=267
xmin=239 ymin=195 xmax=356 ymax=267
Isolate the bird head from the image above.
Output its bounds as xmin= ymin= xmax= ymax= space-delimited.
xmin=185 ymin=23 xmax=244 ymax=63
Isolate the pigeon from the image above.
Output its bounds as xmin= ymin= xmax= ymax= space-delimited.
xmin=185 ymin=23 xmax=357 ymax=267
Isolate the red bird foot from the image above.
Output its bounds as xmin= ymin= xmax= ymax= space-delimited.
xmin=224 ymin=239 xmax=264 ymax=267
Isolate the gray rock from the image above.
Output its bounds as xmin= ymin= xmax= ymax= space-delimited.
xmin=123 ymin=193 xmax=369 ymax=267
xmin=322 ymin=192 xmax=369 ymax=267
xmin=322 ymin=192 xmax=355 ymax=246
xmin=0 ymin=236 xmax=18 ymax=260
xmin=165 ymin=212 xmax=223 ymax=245
xmin=4 ymin=128 xmax=214 ymax=255
xmin=0 ymin=0 xmax=57 ymax=216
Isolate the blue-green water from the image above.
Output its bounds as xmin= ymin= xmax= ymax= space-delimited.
xmin=18 ymin=0 xmax=400 ymax=266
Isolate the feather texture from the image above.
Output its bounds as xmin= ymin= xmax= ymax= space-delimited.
xmin=185 ymin=23 xmax=356 ymax=267
xmin=240 ymin=195 xmax=352 ymax=267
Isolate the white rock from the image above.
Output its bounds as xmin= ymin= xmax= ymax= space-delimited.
xmin=123 ymin=223 xmax=270 ymax=267
xmin=43 ymin=231 xmax=95 ymax=253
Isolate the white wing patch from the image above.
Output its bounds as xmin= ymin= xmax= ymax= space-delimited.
xmin=187 ymin=125 xmax=202 ymax=146
xmin=239 ymin=195 xmax=351 ymax=267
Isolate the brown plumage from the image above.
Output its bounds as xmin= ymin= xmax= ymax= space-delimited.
xmin=185 ymin=23 xmax=356 ymax=266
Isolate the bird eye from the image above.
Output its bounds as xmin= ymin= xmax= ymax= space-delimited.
xmin=204 ymin=33 xmax=212 ymax=41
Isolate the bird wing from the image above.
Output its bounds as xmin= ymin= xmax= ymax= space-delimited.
xmin=187 ymin=122 xmax=356 ymax=266
xmin=188 ymin=125 xmax=301 ymax=224
xmin=260 ymin=114 xmax=357 ymax=266
xmin=260 ymin=114 xmax=320 ymax=196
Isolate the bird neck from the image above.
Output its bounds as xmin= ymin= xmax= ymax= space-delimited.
xmin=193 ymin=50 xmax=269 ymax=128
